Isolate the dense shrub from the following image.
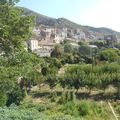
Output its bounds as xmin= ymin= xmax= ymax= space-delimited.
xmin=78 ymin=100 xmax=90 ymax=116
xmin=91 ymin=102 xmax=108 ymax=117
xmin=0 ymin=91 xmax=7 ymax=107
xmin=0 ymin=105 xmax=79 ymax=120
xmin=116 ymin=104 xmax=120 ymax=114
xmin=99 ymin=48 xmax=120 ymax=62
xmin=61 ymin=101 xmax=79 ymax=117
xmin=6 ymin=86 xmax=25 ymax=106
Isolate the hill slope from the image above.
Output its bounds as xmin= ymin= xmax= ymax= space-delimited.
xmin=20 ymin=7 xmax=120 ymax=36
xmin=21 ymin=7 xmax=82 ymax=29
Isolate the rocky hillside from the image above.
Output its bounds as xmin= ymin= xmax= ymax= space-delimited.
xmin=20 ymin=7 xmax=120 ymax=38
xmin=20 ymin=7 xmax=82 ymax=29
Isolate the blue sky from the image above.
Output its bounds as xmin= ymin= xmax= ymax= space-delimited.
xmin=17 ymin=0 xmax=120 ymax=32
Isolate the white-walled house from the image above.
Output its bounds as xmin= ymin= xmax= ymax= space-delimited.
xmin=54 ymin=35 xmax=64 ymax=43
xmin=28 ymin=39 xmax=39 ymax=51
xmin=33 ymin=28 xmax=40 ymax=36
xmin=38 ymin=42 xmax=55 ymax=51
xmin=73 ymin=31 xmax=86 ymax=41
xmin=27 ymin=40 xmax=52 ymax=57
xmin=61 ymin=28 xmax=67 ymax=39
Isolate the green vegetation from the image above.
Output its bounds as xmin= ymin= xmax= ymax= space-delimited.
xmin=0 ymin=0 xmax=43 ymax=107
xmin=99 ymin=48 xmax=120 ymax=62
xmin=0 ymin=100 xmax=114 ymax=120
xmin=1 ymin=0 xmax=120 ymax=120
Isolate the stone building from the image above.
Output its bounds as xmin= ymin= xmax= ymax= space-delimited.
xmin=104 ymin=35 xmax=118 ymax=47
xmin=27 ymin=39 xmax=39 ymax=51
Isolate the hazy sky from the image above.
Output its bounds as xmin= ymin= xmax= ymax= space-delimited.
xmin=17 ymin=0 xmax=120 ymax=31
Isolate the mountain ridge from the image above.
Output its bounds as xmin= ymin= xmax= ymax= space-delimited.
xmin=19 ymin=7 xmax=120 ymax=39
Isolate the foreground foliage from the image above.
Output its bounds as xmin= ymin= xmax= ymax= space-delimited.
xmin=0 ymin=100 xmax=114 ymax=120
xmin=0 ymin=104 xmax=78 ymax=120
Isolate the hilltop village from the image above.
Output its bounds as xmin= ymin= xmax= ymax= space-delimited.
xmin=2 ymin=1 xmax=120 ymax=120
xmin=27 ymin=26 xmax=118 ymax=57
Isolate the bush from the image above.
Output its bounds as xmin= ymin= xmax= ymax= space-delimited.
xmin=91 ymin=102 xmax=105 ymax=114
xmin=49 ymin=114 xmax=79 ymax=120
xmin=116 ymin=104 xmax=120 ymax=114
xmin=0 ymin=105 xmax=43 ymax=120
xmin=21 ymin=102 xmax=46 ymax=112
xmin=50 ymin=92 xmax=57 ymax=102
xmin=0 ymin=91 xmax=7 ymax=107
xmin=0 ymin=105 xmax=79 ymax=120
xmin=78 ymin=100 xmax=90 ymax=116
xmin=99 ymin=48 xmax=120 ymax=62
xmin=6 ymin=86 xmax=25 ymax=106
xmin=61 ymin=101 xmax=79 ymax=117
xmin=91 ymin=102 xmax=110 ymax=119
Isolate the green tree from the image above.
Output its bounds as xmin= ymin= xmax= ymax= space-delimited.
xmin=0 ymin=2 xmax=34 ymax=56
xmin=89 ymin=40 xmax=106 ymax=48
xmin=51 ymin=44 xmax=64 ymax=58
xmin=99 ymin=48 xmax=120 ymax=62
xmin=61 ymin=53 xmax=74 ymax=64
xmin=64 ymin=43 xmax=73 ymax=53
xmin=46 ymin=75 xmax=58 ymax=101
xmin=79 ymin=45 xmax=93 ymax=64
xmin=0 ymin=1 xmax=39 ymax=106
xmin=78 ymin=41 xmax=86 ymax=46
xmin=6 ymin=86 xmax=25 ymax=106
